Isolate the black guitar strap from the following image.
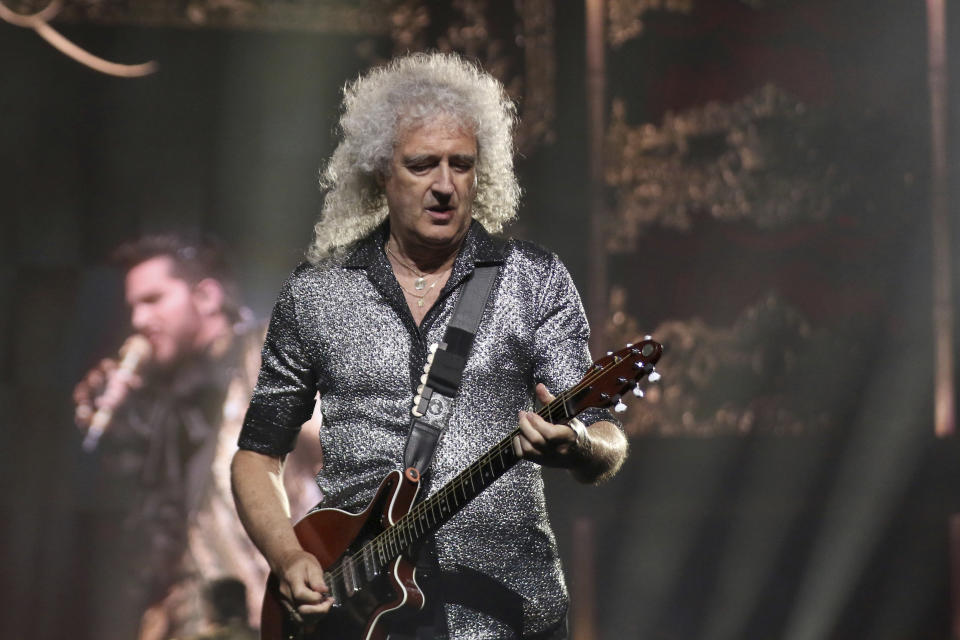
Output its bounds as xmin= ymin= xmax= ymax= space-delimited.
xmin=403 ymin=263 xmax=500 ymax=474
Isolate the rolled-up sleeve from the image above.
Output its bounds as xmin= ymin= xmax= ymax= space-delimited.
xmin=532 ymin=254 xmax=620 ymax=430
xmin=239 ymin=274 xmax=318 ymax=456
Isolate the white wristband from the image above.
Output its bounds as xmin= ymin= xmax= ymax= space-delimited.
xmin=568 ymin=418 xmax=589 ymax=449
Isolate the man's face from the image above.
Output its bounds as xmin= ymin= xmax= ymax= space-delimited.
xmin=383 ymin=118 xmax=478 ymax=251
xmin=125 ymin=256 xmax=203 ymax=367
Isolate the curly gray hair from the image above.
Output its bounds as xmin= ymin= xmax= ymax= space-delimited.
xmin=307 ymin=52 xmax=520 ymax=262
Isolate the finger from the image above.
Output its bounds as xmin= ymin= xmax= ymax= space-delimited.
xmin=86 ymin=369 xmax=105 ymax=390
xmin=522 ymin=410 xmax=573 ymax=445
xmin=74 ymin=403 xmax=93 ymax=428
xmin=298 ymin=598 xmax=335 ymax=616
xmin=303 ymin=562 xmax=328 ymax=594
xmin=514 ymin=434 xmax=542 ymax=462
xmin=290 ymin=581 xmax=325 ymax=604
xmin=535 ymin=383 xmax=556 ymax=404
xmin=517 ymin=412 xmax=547 ymax=448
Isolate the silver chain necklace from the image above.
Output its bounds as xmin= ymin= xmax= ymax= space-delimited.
xmin=386 ymin=242 xmax=441 ymax=291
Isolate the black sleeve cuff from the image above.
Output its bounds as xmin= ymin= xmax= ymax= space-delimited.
xmin=238 ymin=403 xmax=307 ymax=456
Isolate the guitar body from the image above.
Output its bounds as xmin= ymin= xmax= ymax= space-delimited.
xmin=261 ymin=469 xmax=425 ymax=640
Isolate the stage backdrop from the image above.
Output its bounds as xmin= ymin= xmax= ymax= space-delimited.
xmin=0 ymin=1 xmax=954 ymax=638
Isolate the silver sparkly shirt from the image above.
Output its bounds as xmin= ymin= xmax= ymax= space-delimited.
xmin=239 ymin=221 xmax=615 ymax=639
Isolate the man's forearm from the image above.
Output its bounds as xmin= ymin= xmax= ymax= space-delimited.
xmin=231 ymin=449 xmax=302 ymax=573
xmin=570 ymin=420 xmax=628 ymax=484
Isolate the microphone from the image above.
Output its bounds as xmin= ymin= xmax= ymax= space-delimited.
xmin=82 ymin=334 xmax=152 ymax=452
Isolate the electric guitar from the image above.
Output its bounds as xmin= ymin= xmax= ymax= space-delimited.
xmin=261 ymin=339 xmax=662 ymax=640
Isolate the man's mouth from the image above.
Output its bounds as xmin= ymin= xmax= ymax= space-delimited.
xmin=425 ymin=205 xmax=455 ymax=221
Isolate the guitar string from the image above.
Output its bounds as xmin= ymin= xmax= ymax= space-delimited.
xmin=322 ymin=346 xmax=656 ymax=588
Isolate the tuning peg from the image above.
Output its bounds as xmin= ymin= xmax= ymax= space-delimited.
xmin=633 ymin=387 xmax=644 ymax=398
xmin=429 ymin=343 xmax=439 ymax=353
xmin=625 ymin=342 xmax=633 ymax=347
xmin=648 ymin=370 xmax=661 ymax=382
xmin=643 ymin=334 xmax=652 ymax=340
xmin=606 ymin=351 xmax=613 ymax=356
xmin=427 ymin=352 xmax=435 ymax=364
xmin=614 ymin=398 xmax=628 ymax=413
xmin=420 ymin=373 xmax=428 ymax=384
xmin=423 ymin=363 xmax=431 ymax=374
xmin=417 ymin=383 xmax=424 ymax=394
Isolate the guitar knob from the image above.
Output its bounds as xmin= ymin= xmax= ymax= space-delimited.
xmin=648 ymin=370 xmax=661 ymax=382
xmin=614 ymin=399 xmax=628 ymax=413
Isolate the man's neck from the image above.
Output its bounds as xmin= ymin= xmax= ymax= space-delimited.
xmin=387 ymin=231 xmax=464 ymax=275
xmin=193 ymin=314 xmax=233 ymax=359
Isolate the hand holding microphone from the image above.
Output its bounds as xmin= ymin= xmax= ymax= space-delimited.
xmin=73 ymin=335 xmax=152 ymax=451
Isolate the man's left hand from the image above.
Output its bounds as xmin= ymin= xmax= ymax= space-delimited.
xmin=513 ymin=383 xmax=585 ymax=468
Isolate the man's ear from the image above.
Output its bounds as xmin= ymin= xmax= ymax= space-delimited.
xmin=192 ymin=278 xmax=225 ymax=317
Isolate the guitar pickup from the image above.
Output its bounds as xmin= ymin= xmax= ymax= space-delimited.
xmin=325 ymin=570 xmax=343 ymax=606
xmin=362 ymin=544 xmax=378 ymax=581
xmin=341 ymin=554 xmax=362 ymax=597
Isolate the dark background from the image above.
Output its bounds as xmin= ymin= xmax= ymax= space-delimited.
xmin=1 ymin=1 xmax=957 ymax=638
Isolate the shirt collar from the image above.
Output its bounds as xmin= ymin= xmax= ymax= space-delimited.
xmin=344 ymin=218 xmax=506 ymax=271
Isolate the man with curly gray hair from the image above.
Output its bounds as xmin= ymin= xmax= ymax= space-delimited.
xmin=232 ymin=52 xmax=627 ymax=639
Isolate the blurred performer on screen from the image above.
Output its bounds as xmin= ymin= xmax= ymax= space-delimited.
xmin=73 ymin=234 xmax=321 ymax=640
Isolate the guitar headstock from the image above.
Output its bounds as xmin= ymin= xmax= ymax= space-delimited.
xmin=562 ymin=337 xmax=663 ymax=417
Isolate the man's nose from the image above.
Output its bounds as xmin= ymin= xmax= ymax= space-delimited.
xmin=131 ymin=305 xmax=150 ymax=331
xmin=431 ymin=164 xmax=454 ymax=200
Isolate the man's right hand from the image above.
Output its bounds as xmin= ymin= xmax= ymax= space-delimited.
xmin=72 ymin=358 xmax=142 ymax=431
xmin=275 ymin=548 xmax=334 ymax=616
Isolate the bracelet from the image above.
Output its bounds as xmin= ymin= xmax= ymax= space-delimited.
xmin=568 ymin=418 xmax=589 ymax=450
